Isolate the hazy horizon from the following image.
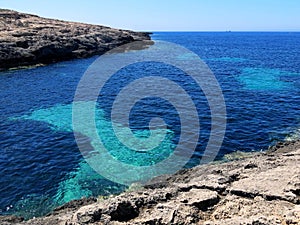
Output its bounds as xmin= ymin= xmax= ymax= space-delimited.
xmin=0 ymin=0 xmax=299 ymax=32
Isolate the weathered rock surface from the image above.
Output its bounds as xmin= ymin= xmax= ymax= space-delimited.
xmin=2 ymin=141 xmax=299 ymax=225
xmin=0 ymin=9 xmax=152 ymax=70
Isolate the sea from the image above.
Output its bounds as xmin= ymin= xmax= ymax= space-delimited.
xmin=0 ymin=32 xmax=299 ymax=219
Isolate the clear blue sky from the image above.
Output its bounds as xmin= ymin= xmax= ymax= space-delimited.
xmin=0 ymin=0 xmax=299 ymax=31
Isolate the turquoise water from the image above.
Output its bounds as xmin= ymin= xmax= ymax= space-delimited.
xmin=15 ymin=101 xmax=174 ymax=205
xmin=238 ymin=67 xmax=297 ymax=91
xmin=0 ymin=32 xmax=300 ymax=218
xmin=18 ymin=102 xmax=175 ymax=167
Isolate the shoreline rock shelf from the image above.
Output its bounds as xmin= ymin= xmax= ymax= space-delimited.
xmin=1 ymin=8 xmax=300 ymax=225
xmin=0 ymin=9 xmax=152 ymax=70
xmin=1 ymin=141 xmax=299 ymax=224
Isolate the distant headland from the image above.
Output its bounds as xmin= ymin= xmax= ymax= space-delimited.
xmin=0 ymin=9 xmax=152 ymax=70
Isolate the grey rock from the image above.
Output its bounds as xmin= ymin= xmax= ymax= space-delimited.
xmin=0 ymin=9 xmax=152 ymax=70
xmin=178 ymin=189 xmax=219 ymax=211
xmin=0 ymin=215 xmax=24 ymax=225
xmin=2 ymin=138 xmax=300 ymax=224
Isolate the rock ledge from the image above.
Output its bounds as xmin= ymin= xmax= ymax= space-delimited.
xmin=1 ymin=141 xmax=299 ymax=224
xmin=0 ymin=9 xmax=152 ymax=70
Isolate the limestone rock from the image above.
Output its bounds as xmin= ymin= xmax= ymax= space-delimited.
xmin=0 ymin=9 xmax=152 ymax=70
xmin=3 ymin=142 xmax=300 ymax=224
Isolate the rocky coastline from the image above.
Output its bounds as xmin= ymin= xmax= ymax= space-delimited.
xmin=1 ymin=140 xmax=299 ymax=225
xmin=0 ymin=9 xmax=152 ymax=70
xmin=1 ymin=8 xmax=299 ymax=225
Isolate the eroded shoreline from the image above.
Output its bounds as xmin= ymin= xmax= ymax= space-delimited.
xmin=1 ymin=140 xmax=299 ymax=225
xmin=0 ymin=9 xmax=152 ymax=71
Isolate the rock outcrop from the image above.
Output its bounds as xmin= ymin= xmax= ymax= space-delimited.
xmin=2 ymin=141 xmax=299 ymax=225
xmin=0 ymin=9 xmax=152 ymax=70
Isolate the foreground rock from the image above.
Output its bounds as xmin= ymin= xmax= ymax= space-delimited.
xmin=2 ymin=141 xmax=299 ymax=225
xmin=0 ymin=9 xmax=151 ymax=70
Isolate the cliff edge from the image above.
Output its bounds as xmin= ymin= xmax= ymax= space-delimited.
xmin=0 ymin=9 xmax=151 ymax=70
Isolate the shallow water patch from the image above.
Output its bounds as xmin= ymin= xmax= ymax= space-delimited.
xmin=13 ymin=102 xmax=175 ymax=208
xmin=237 ymin=67 xmax=298 ymax=91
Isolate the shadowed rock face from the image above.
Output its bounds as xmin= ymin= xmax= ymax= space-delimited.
xmin=1 ymin=141 xmax=299 ymax=224
xmin=0 ymin=9 xmax=152 ymax=70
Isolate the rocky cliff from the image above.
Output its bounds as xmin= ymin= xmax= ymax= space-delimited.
xmin=0 ymin=9 xmax=151 ymax=70
xmin=1 ymin=141 xmax=299 ymax=225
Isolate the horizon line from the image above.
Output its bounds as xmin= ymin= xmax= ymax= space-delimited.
xmin=144 ymin=30 xmax=300 ymax=33
xmin=1 ymin=8 xmax=299 ymax=33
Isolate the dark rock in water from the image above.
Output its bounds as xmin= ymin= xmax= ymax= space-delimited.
xmin=0 ymin=9 xmax=152 ymax=70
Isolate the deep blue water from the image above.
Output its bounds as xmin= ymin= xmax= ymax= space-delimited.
xmin=1 ymin=32 xmax=300 ymax=218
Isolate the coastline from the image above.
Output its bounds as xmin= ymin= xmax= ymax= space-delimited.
xmin=1 ymin=9 xmax=299 ymax=225
xmin=0 ymin=9 xmax=152 ymax=71
xmin=1 ymin=140 xmax=299 ymax=225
